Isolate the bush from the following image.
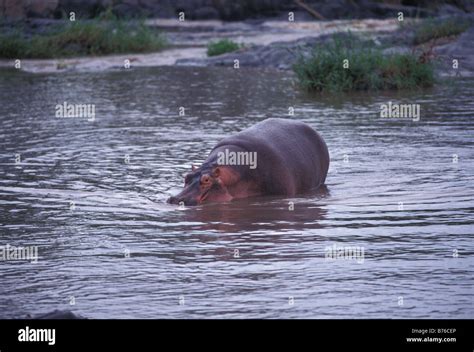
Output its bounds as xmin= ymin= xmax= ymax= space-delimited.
xmin=413 ymin=17 xmax=470 ymax=45
xmin=293 ymin=38 xmax=435 ymax=92
xmin=207 ymin=39 xmax=241 ymax=57
xmin=0 ymin=19 xmax=167 ymax=59
xmin=0 ymin=31 xmax=29 ymax=58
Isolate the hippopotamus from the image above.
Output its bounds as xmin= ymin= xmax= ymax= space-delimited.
xmin=168 ymin=118 xmax=329 ymax=206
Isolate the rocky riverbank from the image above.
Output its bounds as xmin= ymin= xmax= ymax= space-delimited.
xmin=1 ymin=15 xmax=473 ymax=77
xmin=174 ymin=15 xmax=474 ymax=78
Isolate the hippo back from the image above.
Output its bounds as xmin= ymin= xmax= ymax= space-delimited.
xmin=211 ymin=118 xmax=329 ymax=195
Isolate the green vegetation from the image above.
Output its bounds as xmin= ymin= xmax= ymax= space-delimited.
xmin=0 ymin=18 xmax=167 ymax=59
xmin=207 ymin=39 xmax=241 ymax=57
xmin=293 ymin=37 xmax=435 ymax=92
xmin=413 ymin=17 xmax=470 ymax=45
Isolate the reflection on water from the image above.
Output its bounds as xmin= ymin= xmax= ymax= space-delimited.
xmin=0 ymin=67 xmax=473 ymax=318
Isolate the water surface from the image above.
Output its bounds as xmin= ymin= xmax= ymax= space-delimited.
xmin=0 ymin=67 xmax=473 ymax=318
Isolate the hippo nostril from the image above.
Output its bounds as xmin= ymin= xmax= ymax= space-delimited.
xmin=168 ymin=196 xmax=196 ymax=206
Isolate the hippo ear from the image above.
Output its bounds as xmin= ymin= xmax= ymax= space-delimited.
xmin=212 ymin=167 xmax=221 ymax=178
xmin=212 ymin=166 xmax=238 ymax=186
xmin=192 ymin=165 xmax=197 ymax=172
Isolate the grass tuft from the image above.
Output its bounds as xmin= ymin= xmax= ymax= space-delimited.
xmin=293 ymin=37 xmax=435 ymax=92
xmin=207 ymin=39 xmax=241 ymax=57
xmin=0 ymin=18 xmax=167 ymax=59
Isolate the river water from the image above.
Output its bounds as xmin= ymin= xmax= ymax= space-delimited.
xmin=0 ymin=66 xmax=473 ymax=318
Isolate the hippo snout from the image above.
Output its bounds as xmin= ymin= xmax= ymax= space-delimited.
xmin=167 ymin=196 xmax=198 ymax=206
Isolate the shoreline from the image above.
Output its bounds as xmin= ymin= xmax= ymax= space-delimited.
xmin=0 ymin=17 xmax=473 ymax=77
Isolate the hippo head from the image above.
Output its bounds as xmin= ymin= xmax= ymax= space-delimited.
xmin=168 ymin=165 xmax=236 ymax=206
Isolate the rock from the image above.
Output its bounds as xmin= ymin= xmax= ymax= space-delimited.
xmin=176 ymin=35 xmax=328 ymax=70
xmin=0 ymin=0 xmax=472 ymax=21
xmin=382 ymin=27 xmax=416 ymax=47
xmin=193 ymin=6 xmax=219 ymax=20
xmin=28 ymin=309 xmax=86 ymax=319
xmin=455 ymin=0 xmax=474 ymax=13
xmin=368 ymin=3 xmax=435 ymax=19
xmin=26 ymin=0 xmax=59 ymax=18
xmin=435 ymin=26 xmax=474 ymax=77
xmin=310 ymin=0 xmax=357 ymax=19
xmin=437 ymin=4 xmax=466 ymax=17
xmin=112 ymin=3 xmax=148 ymax=18
xmin=55 ymin=0 xmax=111 ymax=18
xmin=0 ymin=0 xmax=26 ymax=19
